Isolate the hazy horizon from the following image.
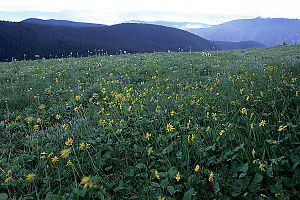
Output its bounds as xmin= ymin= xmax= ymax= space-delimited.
xmin=1 ymin=0 xmax=300 ymax=25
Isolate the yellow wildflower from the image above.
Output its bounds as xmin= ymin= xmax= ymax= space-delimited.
xmin=36 ymin=118 xmax=41 ymax=123
xmin=52 ymin=156 xmax=59 ymax=163
xmin=252 ymin=149 xmax=255 ymax=158
xmin=219 ymin=130 xmax=225 ymax=136
xmin=206 ymin=126 xmax=210 ymax=132
xmin=15 ymin=115 xmax=21 ymax=121
xmin=259 ymin=120 xmax=266 ymax=127
xmin=66 ymin=160 xmax=72 ymax=166
xmin=166 ymin=123 xmax=175 ymax=132
xmin=62 ymin=124 xmax=68 ymax=130
xmin=39 ymin=104 xmax=45 ymax=110
xmin=278 ymin=125 xmax=287 ymax=131
xmin=25 ymin=116 xmax=34 ymax=123
xmin=56 ymin=114 xmax=61 ymax=119
xmin=60 ymin=149 xmax=71 ymax=158
xmin=195 ymin=165 xmax=200 ymax=172
xmin=80 ymin=142 xmax=85 ymax=150
xmin=176 ymin=171 xmax=181 ymax=182
xmin=75 ymin=95 xmax=81 ymax=101
xmin=259 ymin=162 xmax=265 ymax=172
xmin=80 ymin=176 xmax=93 ymax=189
xmin=65 ymin=138 xmax=73 ymax=146
xmin=5 ymin=176 xmax=12 ymax=183
xmin=209 ymin=171 xmax=214 ymax=182
xmin=155 ymin=170 xmax=160 ymax=179
xmin=145 ymin=133 xmax=151 ymax=141
xmin=242 ymin=108 xmax=247 ymax=115
xmin=26 ymin=173 xmax=36 ymax=181
xmin=157 ymin=196 xmax=165 ymax=200
xmin=187 ymin=120 xmax=191 ymax=129
xmin=127 ymin=106 xmax=132 ymax=111
xmin=148 ymin=147 xmax=153 ymax=156
xmin=33 ymin=124 xmax=39 ymax=129
xmin=40 ymin=152 xmax=47 ymax=159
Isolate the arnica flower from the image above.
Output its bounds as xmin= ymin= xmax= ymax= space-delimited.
xmin=52 ymin=156 xmax=59 ymax=163
xmin=259 ymin=162 xmax=266 ymax=172
xmin=36 ymin=118 xmax=41 ymax=123
xmin=39 ymin=104 xmax=45 ymax=110
xmin=33 ymin=125 xmax=39 ymax=129
xmin=259 ymin=120 xmax=266 ymax=127
xmin=278 ymin=125 xmax=287 ymax=131
xmin=166 ymin=123 xmax=175 ymax=132
xmin=195 ymin=165 xmax=200 ymax=172
xmin=206 ymin=126 xmax=211 ymax=132
xmin=145 ymin=133 xmax=151 ymax=141
xmin=157 ymin=196 xmax=165 ymax=200
xmin=219 ymin=130 xmax=225 ymax=136
xmin=75 ymin=95 xmax=81 ymax=101
xmin=80 ymin=175 xmax=93 ymax=189
xmin=66 ymin=160 xmax=72 ymax=166
xmin=56 ymin=114 xmax=61 ymax=119
xmin=5 ymin=176 xmax=12 ymax=183
xmin=148 ymin=147 xmax=153 ymax=156
xmin=15 ymin=115 xmax=21 ymax=121
xmin=80 ymin=142 xmax=85 ymax=150
xmin=26 ymin=173 xmax=36 ymax=181
xmin=62 ymin=124 xmax=68 ymax=130
xmin=25 ymin=116 xmax=34 ymax=123
xmin=242 ymin=108 xmax=247 ymax=115
xmin=60 ymin=149 xmax=71 ymax=158
xmin=40 ymin=152 xmax=47 ymax=159
xmin=65 ymin=138 xmax=73 ymax=146
xmin=209 ymin=171 xmax=214 ymax=182
xmin=176 ymin=171 xmax=181 ymax=182
xmin=252 ymin=149 xmax=255 ymax=158
xmin=86 ymin=144 xmax=91 ymax=149
xmin=155 ymin=170 xmax=160 ymax=179
xmin=187 ymin=120 xmax=191 ymax=129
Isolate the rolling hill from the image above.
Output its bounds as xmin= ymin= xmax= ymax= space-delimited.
xmin=0 ymin=21 xmax=219 ymax=61
xmin=212 ymin=40 xmax=265 ymax=50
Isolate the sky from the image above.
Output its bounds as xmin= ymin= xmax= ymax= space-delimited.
xmin=0 ymin=0 xmax=300 ymax=25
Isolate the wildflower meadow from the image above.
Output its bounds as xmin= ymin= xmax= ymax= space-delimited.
xmin=0 ymin=45 xmax=299 ymax=199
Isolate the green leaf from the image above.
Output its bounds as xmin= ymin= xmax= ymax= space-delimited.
xmin=45 ymin=192 xmax=63 ymax=200
xmin=213 ymin=182 xmax=220 ymax=193
xmin=162 ymin=145 xmax=173 ymax=154
xmin=233 ymin=143 xmax=244 ymax=152
xmin=240 ymin=163 xmax=249 ymax=173
xmin=0 ymin=193 xmax=8 ymax=200
xmin=160 ymin=179 xmax=169 ymax=188
xmin=183 ymin=188 xmax=196 ymax=200
xmin=167 ymin=185 xmax=176 ymax=195
xmin=254 ymin=173 xmax=263 ymax=183
xmin=136 ymin=163 xmax=145 ymax=169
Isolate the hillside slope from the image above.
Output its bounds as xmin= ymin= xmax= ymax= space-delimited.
xmin=188 ymin=17 xmax=300 ymax=46
xmin=212 ymin=40 xmax=265 ymax=50
xmin=0 ymin=21 xmax=218 ymax=61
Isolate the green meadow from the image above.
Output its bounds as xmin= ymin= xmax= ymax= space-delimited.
xmin=0 ymin=45 xmax=299 ymax=199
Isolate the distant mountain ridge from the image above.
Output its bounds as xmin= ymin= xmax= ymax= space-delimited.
xmin=22 ymin=18 xmax=105 ymax=27
xmin=0 ymin=20 xmax=218 ymax=61
xmin=187 ymin=17 xmax=300 ymax=46
xmin=125 ymin=20 xmax=211 ymax=29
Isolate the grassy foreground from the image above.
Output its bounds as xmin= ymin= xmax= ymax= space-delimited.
xmin=0 ymin=45 xmax=299 ymax=199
